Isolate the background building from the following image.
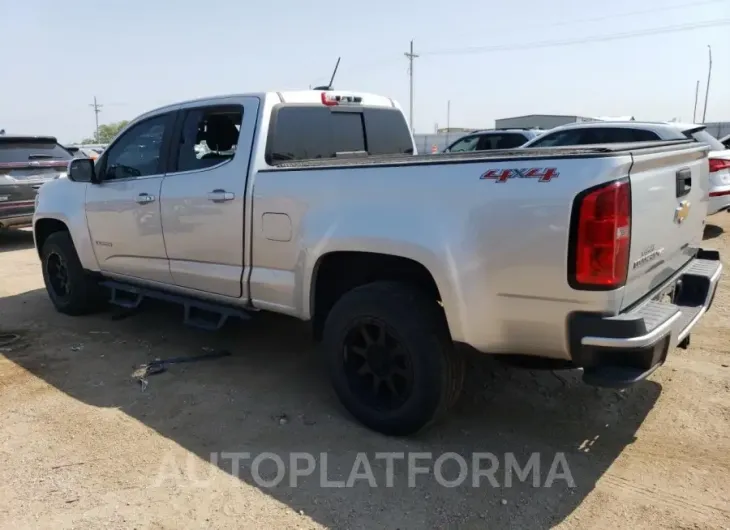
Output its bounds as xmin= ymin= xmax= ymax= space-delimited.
xmin=494 ymin=114 xmax=635 ymax=129
xmin=494 ymin=114 xmax=597 ymax=129
xmin=704 ymin=121 xmax=730 ymax=139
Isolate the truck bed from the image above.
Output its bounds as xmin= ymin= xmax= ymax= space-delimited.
xmin=268 ymin=140 xmax=696 ymax=170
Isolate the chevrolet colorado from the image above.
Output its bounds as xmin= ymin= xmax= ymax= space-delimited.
xmin=33 ymin=90 xmax=722 ymax=435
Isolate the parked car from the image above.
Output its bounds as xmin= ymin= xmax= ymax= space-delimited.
xmin=0 ymin=135 xmax=73 ymax=230
xmin=33 ymin=90 xmax=721 ymax=435
xmin=444 ymin=128 xmax=543 ymax=152
xmin=65 ymin=145 xmax=106 ymax=160
xmin=522 ymin=121 xmax=730 ymax=215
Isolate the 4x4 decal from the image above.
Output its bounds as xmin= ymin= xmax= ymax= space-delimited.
xmin=480 ymin=167 xmax=559 ymax=183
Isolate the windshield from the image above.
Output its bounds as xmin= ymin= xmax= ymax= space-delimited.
xmin=686 ymin=129 xmax=726 ymax=152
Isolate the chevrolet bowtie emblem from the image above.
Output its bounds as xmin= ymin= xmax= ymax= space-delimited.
xmin=675 ymin=200 xmax=691 ymax=224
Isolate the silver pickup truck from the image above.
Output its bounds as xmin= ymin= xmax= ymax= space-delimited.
xmin=33 ymin=90 xmax=722 ymax=436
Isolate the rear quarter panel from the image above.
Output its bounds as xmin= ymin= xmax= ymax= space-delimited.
xmin=249 ymin=154 xmax=637 ymax=359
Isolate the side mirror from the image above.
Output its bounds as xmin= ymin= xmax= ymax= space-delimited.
xmin=67 ymin=158 xmax=99 ymax=184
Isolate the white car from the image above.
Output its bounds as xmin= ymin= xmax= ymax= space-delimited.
xmin=523 ymin=121 xmax=730 ymax=215
xmin=721 ymin=134 xmax=730 ymax=149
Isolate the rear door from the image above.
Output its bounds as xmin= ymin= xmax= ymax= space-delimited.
xmin=159 ymin=97 xmax=259 ymax=298
xmin=621 ymin=143 xmax=709 ymax=308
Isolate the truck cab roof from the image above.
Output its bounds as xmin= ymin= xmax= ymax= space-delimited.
xmin=141 ymin=90 xmax=400 ymax=120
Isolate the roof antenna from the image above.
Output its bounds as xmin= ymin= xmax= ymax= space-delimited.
xmin=313 ymin=57 xmax=341 ymax=91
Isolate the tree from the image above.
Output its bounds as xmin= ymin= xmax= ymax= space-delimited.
xmin=81 ymin=120 xmax=129 ymax=144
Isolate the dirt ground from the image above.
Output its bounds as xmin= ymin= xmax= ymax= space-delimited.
xmin=0 ymin=221 xmax=729 ymax=530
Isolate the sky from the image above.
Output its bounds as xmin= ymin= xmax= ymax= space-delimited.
xmin=1 ymin=0 xmax=729 ymax=143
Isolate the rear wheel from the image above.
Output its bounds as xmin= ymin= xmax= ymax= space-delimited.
xmin=41 ymin=231 xmax=105 ymax=315
xmin=322 ymin=281 xmax=463 ymax=436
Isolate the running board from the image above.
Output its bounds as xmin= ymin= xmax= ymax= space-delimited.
xmin=101 ymin=280 xmax=251 ymax=331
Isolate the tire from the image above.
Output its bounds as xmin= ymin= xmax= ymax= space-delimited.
xmin=41 ymin=231 xmax=105 ymax=316
xmin=322 ymin=281 xmax=464 ymax=436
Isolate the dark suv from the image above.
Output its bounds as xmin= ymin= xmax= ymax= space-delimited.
xmin=0 ymin=136 xmax=73 ymax=229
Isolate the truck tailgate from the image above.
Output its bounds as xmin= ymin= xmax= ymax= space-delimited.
xmin=621 ymin=144 xmax=709 ymax=309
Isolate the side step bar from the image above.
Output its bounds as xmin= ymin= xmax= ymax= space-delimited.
xmin=101 ymin=280 xmax=251 ymax=331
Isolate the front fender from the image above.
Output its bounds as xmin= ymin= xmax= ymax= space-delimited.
xmin=33 ymin=179 xmax=98 ymax=271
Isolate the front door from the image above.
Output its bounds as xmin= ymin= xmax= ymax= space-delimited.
xmin=159 ymin=97 xmax=259 ymax=298
xmin=85 ymin=111 xmax=177 ymax=284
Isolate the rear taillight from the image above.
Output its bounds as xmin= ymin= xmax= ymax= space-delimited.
xmin=709 ymin=158 xmax=730 ymax=173
xmin=570 ymin=179 xmax=631 ymax=289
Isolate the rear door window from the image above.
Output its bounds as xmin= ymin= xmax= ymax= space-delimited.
xmin=575 ymin=128 xmax=637 ymax=144
xmin=477 ymin=133 xmax=528 ymax=150
xmin=630 ymin=129 xmax=662 ymax=142
xmin=267 ymin=106 xmax=413 ymax=163
xmin=0 ymin=140 xmax=73 ymax=163
xmin=527 ymin=129 xmax=584 ymax=147
xmin=530 ymin=128 xmax=660 ymax=147
xmin=173 ymin=105 xmax=244 ymax=172
xmin=446 ymin=135 xmax=479 ymax=152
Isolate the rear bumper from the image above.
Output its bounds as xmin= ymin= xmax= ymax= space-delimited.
xmin=0 ymin=200 xmax=35 ymax=228
xmin=708 ymin=186 xmax=730 ymax=215
xmin=568 ymin=249 xmax=722 ymax=387
xmin=0 ymin=214 xmax=33 ymax=228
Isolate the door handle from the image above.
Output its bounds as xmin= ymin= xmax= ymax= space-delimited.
xmin=207 ymin=189 xmax=235 ymax=202
xmin=135 ymin=193 xmax=156 ymax=204
xmin=676 ymin=168 xmax=691 ymax=198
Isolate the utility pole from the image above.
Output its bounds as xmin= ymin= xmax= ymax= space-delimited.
xmin=89 ymin=96 xmax=103 ymax=142
xmin=702 ymin=45 xmax=712 ymax=123
xmin=446 ymin=100 xmax=451 ymax=145
xmin=404 ymin=40 xmax=419 ymax=135
xmin=693 ymin=80 xmax=700 ymax=123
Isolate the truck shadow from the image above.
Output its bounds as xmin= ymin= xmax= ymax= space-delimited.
xmin=0 ymin=288 xmax=661 ymax=529
xmin=0 ymin=228 xmax=35 ymax=253
xmin=703 ymin=223 xmax=724 ymax=241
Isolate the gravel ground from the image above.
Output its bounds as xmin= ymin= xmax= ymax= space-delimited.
xmin=0 ymin=219 xmax=729 ymax=530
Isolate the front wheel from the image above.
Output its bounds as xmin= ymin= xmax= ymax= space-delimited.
xmin=322 ymin=281 xmax=464 ymax=436
xmin=41 ymin=231 xmax=105 ymax=316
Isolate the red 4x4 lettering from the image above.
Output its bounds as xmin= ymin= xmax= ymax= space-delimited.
xmin=480 ymin=167 xmax=559 ymax=183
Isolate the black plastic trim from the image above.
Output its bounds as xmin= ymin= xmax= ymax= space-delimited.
xmin=101 ymin=280 xmax=251 ymax=331
xmin=675 ymin=167 xmax=692 ymax=198
xmin=568 ymin=251 xmax=721 ymax=373
xmin=259 ymin=139 xmax=700 ymax=173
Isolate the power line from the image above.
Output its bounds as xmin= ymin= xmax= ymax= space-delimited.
xmin=307 ymin=1 xmax=727 ymax=88
xmin=421 ymin=19 xmax=730 ymax=56
xmin=470 ymin=0 xmax=729 ymax=35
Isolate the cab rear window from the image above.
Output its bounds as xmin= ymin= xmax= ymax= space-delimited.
xmin=266 ymin=105 xmax=413 ymax=163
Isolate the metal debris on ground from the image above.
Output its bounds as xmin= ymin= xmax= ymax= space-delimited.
xmin=130 ymin=349 xmax=232 ymax=391
xmin=0 ymin=333 xmax=21 ymax=349
xmin=110 ymin=308 xmax=139 ymax=321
